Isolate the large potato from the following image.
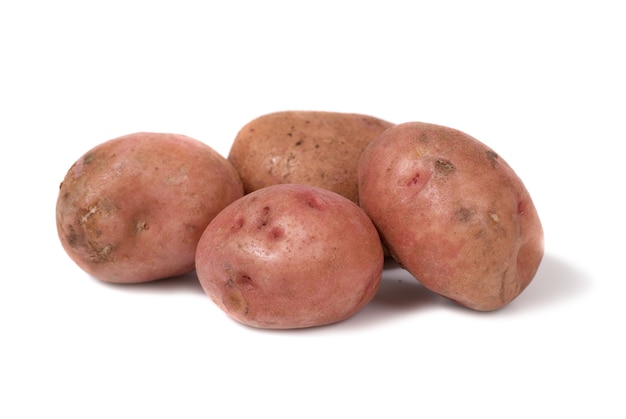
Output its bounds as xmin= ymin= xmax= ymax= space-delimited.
xmin=228 ymin=110 xmax=393 ymax=203
xmin=195 ymin=183 xmax=384 ymax=329
xmin=358 ymin=122 xmax=544 ymax=311
xmin=56 ymin=132 xmax=244 ymax=283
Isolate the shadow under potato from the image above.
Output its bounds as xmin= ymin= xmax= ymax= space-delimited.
xmin=96 ymin=270 xmax=206 ymax=296
xmin=377 ymin=253 xmax=590 ymax=314
xmin=344 ymin=252 xmax=591 ymax=327
xmin=92 ymin=252 xmax=590 ymax=331
xmin=507 ymin=253 xmax=590 ymax=311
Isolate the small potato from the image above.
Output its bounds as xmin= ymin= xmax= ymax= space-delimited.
xmin=195 ymin=184 xmax=384 ymax=329
xmin=358 ymin=122 xmax=544 ymax=311
xmin=228 ymin=110 xmax=393 ymax=203
xmin=56 ymin=132 xmax=244 ymax=283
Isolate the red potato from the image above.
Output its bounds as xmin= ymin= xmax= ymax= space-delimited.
xmin=56 ymin=132 xmax=244 ymax=283
xmin=195 ymin=184 xmax=384 ymax=329
xmin=358 ymin=122 xmax=544 ymax=311
xmin=228 ymin=110 xmax=394 ymax=203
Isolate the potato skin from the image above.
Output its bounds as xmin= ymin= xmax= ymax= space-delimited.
xmin=358 ymin=122 xmax=544 ymax=311
xmin=195 ymin=184 xmax=384 ymax=329
xmin=56 ymin=132 xmax=244 ymax=283
xmin=228 ymin=111 xmax=393 ymax=203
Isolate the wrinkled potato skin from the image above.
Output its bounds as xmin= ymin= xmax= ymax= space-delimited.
xmin=195 ymin=184 xmax=384 ymax=329
xmin=358 ymin=122 xmax=544 ymax=311
xmin=228 ymin=111 xmax=393 ymax=203
xmin=56 ymin=132 xmax=244 ymax=283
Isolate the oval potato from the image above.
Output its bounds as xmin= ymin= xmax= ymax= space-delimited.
xmin=228 ymin=110 xmax=393 ymax=203
xmin=56 ymin=132 xmax=244 ymax=283
xmin=195 ymin=183 xmax=384 ymax=329
xmin=358 ymin=122 xmax=544 ymax=311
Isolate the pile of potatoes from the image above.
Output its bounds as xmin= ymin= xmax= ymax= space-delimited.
xmin=56 ymin=111 xmax=544 ymax=329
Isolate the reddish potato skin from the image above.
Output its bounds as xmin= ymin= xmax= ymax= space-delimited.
xmin=358 ymin=122 xmax=544 ymax=311
xmin=195 ymin=184 xmax=384 ymax=329
xmin=228 ymin=111 xmax=394 ymax=203
xmin=56 ymin=132 xmax=244 ymax=283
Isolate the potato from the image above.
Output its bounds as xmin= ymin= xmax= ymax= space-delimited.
xmin=56 ymin=132 xmax=244 ymax=284
xmin=228 ymin=110 xmax=393 ymax=203
xmin=195 ymin=183 xmax=384 ymax=329
xmin=358 ymin=122 xmax=544 ymax=311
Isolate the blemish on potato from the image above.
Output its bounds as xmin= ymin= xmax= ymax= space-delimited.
xmin=485 ymin=150 xmax=499 ymax=167
xmin=270 ymin=226 xmax=284 ymax=239
xmin=80 ymin=205 xmax=99 ymax=224
xmin=414 ymin=148 xmax=427 ymax=158
xmin=232 ymin=217 xmax=245 ymax=231
xmin=417 ymin=132 xmax=429 ymax=143
xmin=434 ymin=159 xmax=455 ymax=175
xmin=90 ymin=244 xmax=113 ymax=263
xmin=455 ymin=207 xmax=474 ymax=222
xmin=66 ymin=226 xmax=79 ymax=247
xmin=235 ymin=273 xmax=255 ymax=291
xmin=486 ymin=150 xmax=498 ymax=159
xmin=83 ymin=153 xmax=96 ymax=165
xmin=489 ymin=213 xmax=500 ymax=223
xmin=406 ymin=172 xmax=426 ymax=187
xmin=257 ymin=206 xmax=270 ymax=228
xmin=306 ymin=194 xmax=326 ymax=210
xmin=133 ymin=220 xmax=149 ymax=233
xmin=223 ymin=291 xmax=249 ymax=316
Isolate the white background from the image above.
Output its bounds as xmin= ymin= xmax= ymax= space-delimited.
xmin=2 ymin=1 xmax=624 ymax=417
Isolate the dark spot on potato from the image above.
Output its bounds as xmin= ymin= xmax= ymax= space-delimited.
xmin=517 ymin=200 xmax=527 ymax=215
xmin=258 ymin=206 xmax=270 ymax=228
xmin=224 ymin=262 xmax=236 ymax=280
xmin=270 ymin=226 xmax=284 ymax=239
xmin=287 ymin=132 xmax=293 ymax=137
xmin=360 ymin=117 xmax=374 ymax=126
xmin=315 ymin=144 xmax=319 ymax=148
xmin=435 ymin=159 xmax=455 ymax=175
xmin=66 ymin=228 xmax=79 ymax=247
xmin=455 ymin=207 xmax=474 ymax=222
xmin=295 ymin=140 xmax=302 ymax=146
xmin=84 ymin=153 xmax=96 ymax=164
xmin=407 ymin=172 xmax=425 ymax=186
xmin=232 ymin=217 xmax=245 ymax=231
xmin=486 ymin=150 xmax=499 ymax=167
xmin=486 ymin=150 xmax=499 ymax=161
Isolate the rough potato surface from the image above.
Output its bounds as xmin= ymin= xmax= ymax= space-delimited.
xmin=56 ymin=132 xmax=244 ymax=283
xmin=358 ymin=122 xmax=544 ymax=311
xmin=228 ymin=111 xmax=393 ymax=203
xmin=195 ymin=184 xmax=384 ymax=329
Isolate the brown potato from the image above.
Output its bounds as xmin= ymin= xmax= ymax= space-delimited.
xmin=195 ymin=183 xmax=384 ymax=329
xmin=56 ymin=132 xmax=244 ymax=283
xmin=228 ymin=110 xmax=393 ymax=203
xmin=358 ymin=122 xmax=544 ymax=311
